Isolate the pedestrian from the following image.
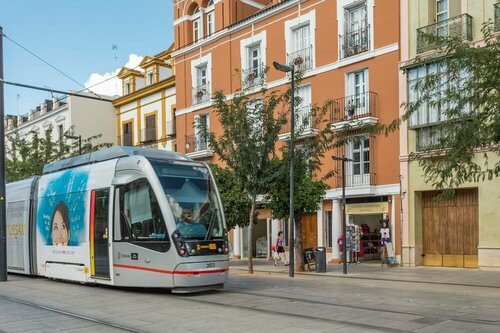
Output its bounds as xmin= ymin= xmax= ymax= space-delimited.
xmin=274 ymin=231 xmax=288 ymax=266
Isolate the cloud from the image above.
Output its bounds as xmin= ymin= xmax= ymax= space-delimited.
xmin=84 ymin=54 xmax=144 ymax=97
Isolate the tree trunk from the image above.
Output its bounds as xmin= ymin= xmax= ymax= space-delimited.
xmin=247 ymin=195 xmax=256 ymax=274
xmin=295 ymin=211 xmax=305 ymax=272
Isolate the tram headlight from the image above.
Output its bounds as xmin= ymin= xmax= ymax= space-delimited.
xmin=172 ymin=230 xmax=189 ymax=257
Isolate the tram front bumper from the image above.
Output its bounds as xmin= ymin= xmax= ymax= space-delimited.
xmin=172 ymin=259 xmax=229 ymax=288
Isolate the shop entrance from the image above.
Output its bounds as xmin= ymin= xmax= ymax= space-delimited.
xmin=242 ymin=219 xmax=268 ymax=258
xmin=350 ymin=214 xmax=384 ymax=261
xmin=422 ymin=189 xmax=478 ymax=268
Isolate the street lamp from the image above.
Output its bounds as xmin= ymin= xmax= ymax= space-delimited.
xmin=65 ymin=134 xmax=82 ymax=155
xmin=273 ymin=61 xmax=295 ymax=278
xmin=332 ymin=155 xmax=353 ymax=275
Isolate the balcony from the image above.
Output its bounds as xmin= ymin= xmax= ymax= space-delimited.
xmin=278 ymin=105 xmax=319 ymax=140
xmin=330 ymin=91 xmax=378 ymax=131
xmin=495 ymin=3 xmax=500 ymax=32
xmin=118 ymin=134 xmax=134 ymax=146
xmin=139 ymin=127 xmax=158 ymax=143
xmin=339 ymin=25 xmax=370 ymax=59
xmin=417 ymin=14 xmax=473 ymax=54
xmin=185 ymin=134 xmax=213 ymax=159
xmin=287 ymin=46 xmax=313 ymax=72
xmin=192 ymin=82 xmax=210 ymax=105
xmin=241 ymin=64 xmax=266 ymax=89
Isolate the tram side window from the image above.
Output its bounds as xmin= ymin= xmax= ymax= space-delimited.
xmin=117 ymin=179 xmax=169 ymax=242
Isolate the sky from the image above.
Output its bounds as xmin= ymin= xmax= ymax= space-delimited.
xmin=0 ymin=0 xmax=173 ymax=116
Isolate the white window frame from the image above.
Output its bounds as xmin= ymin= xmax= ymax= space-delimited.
xmin=146 ymin=69 xmax=154 ymax=85
xmin=345 ymin=68 xmax=369 ymax=118
xmin=346 ymin=136 xmax=370 ymax=186
xmin=194 ymin=113 xmax=210 ymax=151
xmin=285 ymin=10 xmax=316 ymax=70
xmin=337 ymin=0 xmax=374 ymax=58
xmin=240 ymin=31 xmax=267 ymax=72
xmin=191 ymin=54 xmax=212 ymax=100
xmin=297 ymin=85 xmax=312 ymax=129
xmin=124 ymin=81 xmax=131 ymax=95
xmin=207 ymin=11 xmax=215 ymax=36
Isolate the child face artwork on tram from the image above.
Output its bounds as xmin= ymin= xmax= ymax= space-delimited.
xmin=51 ymin=201 xmax=70 ymax=246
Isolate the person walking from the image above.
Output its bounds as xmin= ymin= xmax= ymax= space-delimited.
xmin=274 ymin=231 xmax=288 ymax=266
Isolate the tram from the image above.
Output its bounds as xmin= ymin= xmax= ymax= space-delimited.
xmin=5 ymin=147 xmax=229 ymax=292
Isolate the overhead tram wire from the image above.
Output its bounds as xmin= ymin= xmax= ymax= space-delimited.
xmin=2 ymin=32 xmax=104 ymax=100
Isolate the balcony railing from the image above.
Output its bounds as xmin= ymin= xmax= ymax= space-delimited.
xmin=331 ymin=135 xmax=376 ymax=188
xmin=417 ymin=14 xmax=473 ymax=54
xmin=241 ymin=64 xmax=266 ymax=89
xmin=330 ymin=91 xmax=377 ymax=123
xmin=495 ymin=3 xmax=500 ymax=32
xmin=279 ymin=105 xmax=318 ymax=136
xmin=185 ymin=134 xmax=208 ymax=154
xmin=287 ymin=46 xmax=313 ymax=72
xmin=192 ymin=82 xmax=210 ymax=105
xmin=139 ymin=127 xmax=157 ymax=143
xmin=118 ymin=134 xmax=134 ymax=146
xmin=339 ymin=25 xmax=370 ymax=59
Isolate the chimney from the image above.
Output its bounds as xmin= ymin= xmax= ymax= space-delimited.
xmin=17 ymin=115 xmax=24 ymax=125
xmin=52 ymin=97 xmax=59 ymax=109
xmin=28 ymin=109 xmax=35 ymax=121
xmin=6 ymin=118 xmax=12 ymax=129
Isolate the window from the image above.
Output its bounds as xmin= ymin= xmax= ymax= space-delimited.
xmin=194 ymin=114 xmax=209 ymax=151
xmin=193 ymin=18 xmax=201 ymax=42
xmin=124 ymin=82 xmax=131 ymax=95
xmin=341 ymin=2 xmax=369 ymax=58
xmin=324 ymin=211 xmax=332 ymax=248
xmin=193 ymin=64 xmax=209 ymax=104
xmin=123 ymin=122 xmax=133 ymax=146
xmin=243 ymin=44 xmax=263 ymax=87
xmin=146 ymin=70 xmax=154 ymax=85
xmin=297 ymin=85 xmax=312 ymax=129
xmin=346 ymin=136 xmax=370 ymax=186
xmin=346 ymin=69 xmax=369 ymax=118
xmin=248 ymin=44 xmax=261 ymax=71
xmin=116 ymin=178 xmax=169 ymax=252
xmin=58 ymin=125 xmax=64 ymax=151
xmin=144 ymin=114 xmax=157 ymax=142
xmin=289 ymin=24 xmax=312 ymax=71
xmin=346 ymin=4 xmax=366 ymax=33
xmin=247 ymin=99 xmax=263 ymax=138
xmin=207 ymin=11 xmax=215 ymax=36
xmin=197 ymin=65 xmax=207 ymax=87
xmin=436 ymin=0 xmax=449 ymax=36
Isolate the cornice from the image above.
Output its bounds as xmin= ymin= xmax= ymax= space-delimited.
xmin=113 ymin=77 xmax=176 ymax=107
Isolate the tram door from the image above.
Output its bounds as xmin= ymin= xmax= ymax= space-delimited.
xmin=90 ymin=189 xmax=110 ymax=278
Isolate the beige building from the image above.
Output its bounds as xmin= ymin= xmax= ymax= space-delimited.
xmin=400 ymin=0 xmax=500 ymax=269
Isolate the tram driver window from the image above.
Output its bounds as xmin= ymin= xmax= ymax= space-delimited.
xmin=117 ymin=179 xmax=169 ymax=243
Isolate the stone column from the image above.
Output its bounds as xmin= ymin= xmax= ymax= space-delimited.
xmin=332 ymin=199 xmax=342 ymax=259
xmin=317 ymin=206 xmax=323 ymax=247
xmin=391 ymin=195 xmax=396 ymax=255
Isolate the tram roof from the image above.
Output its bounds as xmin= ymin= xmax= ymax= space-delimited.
xmin=43 ymin=146 xmax=192 ymax=174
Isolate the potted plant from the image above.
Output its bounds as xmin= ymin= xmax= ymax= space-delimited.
xmin=196 ymin=90 xmax=204 ymax=98
xmin=293 ymin=56 xmax=304 ymax=65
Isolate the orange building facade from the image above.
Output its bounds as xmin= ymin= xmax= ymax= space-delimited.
xmin=172 ymin=0 xmax=402 ymax=263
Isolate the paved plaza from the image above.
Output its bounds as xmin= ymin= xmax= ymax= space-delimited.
xmin=1 ymin=262 xmax=500 ymax=332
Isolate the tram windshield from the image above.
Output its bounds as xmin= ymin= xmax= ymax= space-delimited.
xmin=150 ymin=161 xmax=224 ymax=240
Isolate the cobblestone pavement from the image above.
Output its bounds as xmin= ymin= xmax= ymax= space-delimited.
xmin=1 ymin=269 xmax=500 ymax=333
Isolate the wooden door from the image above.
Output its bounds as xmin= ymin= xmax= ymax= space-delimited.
xmin=422 ymin=189 xmax=478 ymax=268
xmin=301 ymin=214 xmax=317 ymax=250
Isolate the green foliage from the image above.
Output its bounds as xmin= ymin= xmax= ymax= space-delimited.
xmin=209 ymin=163 xmax=251 ymax=230
xmin=6 ymin=125 xmax=112 ymax=182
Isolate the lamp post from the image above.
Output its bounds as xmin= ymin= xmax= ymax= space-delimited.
xmin=273 ymin=61 xmax=295 ymax=278
xmin=332 ymin=155 xmax=353 ymax=275
xmin=0 ymin=26 xmax=7 ymax=282
xmin=65 ymin=134 xmax=82 ymax=155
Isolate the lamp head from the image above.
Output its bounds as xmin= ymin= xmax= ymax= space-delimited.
xmin=273 ymin=61 xmax=293 ymax=73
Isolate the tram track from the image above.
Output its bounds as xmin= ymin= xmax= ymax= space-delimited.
xmin=0 ymin=295 xmax=145 ymax=333
xmin=217 ymin=288 xmax=500 ymax=329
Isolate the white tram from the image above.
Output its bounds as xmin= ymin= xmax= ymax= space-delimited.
xmin=6 ymin=147 xmax=229 ymax=292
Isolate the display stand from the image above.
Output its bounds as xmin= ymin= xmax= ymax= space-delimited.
xmin=381 ymin=242 xmax=396 ymax=267
xmin=346 ymin=225 xmax=361 ymax=265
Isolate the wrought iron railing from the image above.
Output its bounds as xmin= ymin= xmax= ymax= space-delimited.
xmin=417 ymin=14 xmax=473 ymax=54
xmin=331 ymin=135 xmax=376 ymax=187
xmin=339 ymin=25 xmax=370 ymax=59
xmin=139 ymin=127 xmax=157 ymax=143
xmin=118 ymin=134 xmax=134 ymax=146
xmin=192 ymin=82 xmax=210 ymax=105
xmin=185 ymin=134 xmax=208 ymax=153
xmin=241 ymin=64 xmax=266 ymax=88
xmin=286 ymin=46 xmax=313 ymax=72
xmin=495 ymin=3 xmax=500 ymax=32
xmin=330 ymin=91 xmax=377 ymax=123
xmin=280 ymin=105 xmax=318 ymax=135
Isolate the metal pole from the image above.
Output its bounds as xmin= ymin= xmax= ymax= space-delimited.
xmin=0 ymin=26 xmax=8 ymax=281
xmin=289 ymin=65 xmax=295 ymax=278
xmin=342 ymin=156 xmax=347 ymax=275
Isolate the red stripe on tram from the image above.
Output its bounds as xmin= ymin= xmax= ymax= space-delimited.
xmin=113 ymin=263 xmax=228 ymax=275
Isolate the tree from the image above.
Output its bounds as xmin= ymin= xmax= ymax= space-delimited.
xmin=208 ymin=163 xmax=251 ymax=231
xmin=265 ymin=90 xmax=333 ymax=271
xmin=204 ymin=83 xmax=285 ymax=274
xmin=6 ymin=125 xmax=112 ymax=182
xmin=386 ymin=23 xmax=500 ymax=196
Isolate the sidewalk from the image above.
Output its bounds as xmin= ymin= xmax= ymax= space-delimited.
xmin=230 ymin=258 xmax=500 ymax=288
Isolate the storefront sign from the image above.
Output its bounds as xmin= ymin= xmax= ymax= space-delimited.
xmin=346 ymin=202 xmax=388 ymax=214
